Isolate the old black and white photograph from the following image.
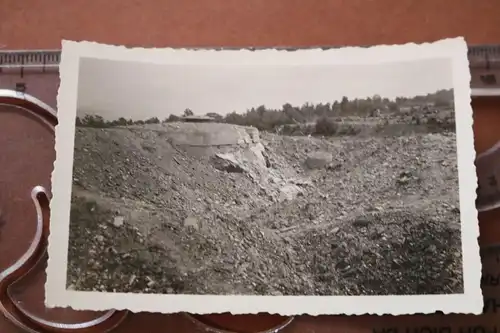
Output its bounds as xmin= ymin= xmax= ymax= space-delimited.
xmin=47 ymin=39 xmax=481 ymax=315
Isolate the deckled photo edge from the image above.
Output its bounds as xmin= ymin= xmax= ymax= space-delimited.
xmin=59 ymin=37 xmax=465 ymax=66
xmin=450 ymin=40 xmax=482 ymax=310
xmin=46 ymin=37 xmax=482 ymax=316
xmin=46 ymin=40 xmax=81 ymax=307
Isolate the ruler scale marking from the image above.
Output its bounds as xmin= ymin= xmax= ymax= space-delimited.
xmin=0 ymin=46 xmax=499 ymax=67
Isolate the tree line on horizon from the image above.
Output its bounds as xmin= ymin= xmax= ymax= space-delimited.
xmin=76 ymin=89 xmax=454 ymax=132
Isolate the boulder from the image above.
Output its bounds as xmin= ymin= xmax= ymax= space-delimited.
xmin=305 ymin=152 xmax=333 ymax=169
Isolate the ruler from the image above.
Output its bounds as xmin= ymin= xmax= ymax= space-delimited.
xmin=0 ymin=45 xmax=499 ymax=109
xmin=469 ymin=45 xmax=500 ymax=96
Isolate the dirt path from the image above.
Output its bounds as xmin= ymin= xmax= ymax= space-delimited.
xmin=277 ymin=193 xmax=454 ymax=237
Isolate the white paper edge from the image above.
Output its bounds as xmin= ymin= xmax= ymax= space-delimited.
xmin=471 ymin=88 xmax=500 ymax=97
xmin=46 ymin=37 xmax=482 ymax=316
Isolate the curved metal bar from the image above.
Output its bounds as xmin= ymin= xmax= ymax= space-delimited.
xmin=183 ymin=313 xmax=295 ymax=333
xmin=0 ymin=89 xmax=128 ymax=332
xmin=0 ymin=187 xmax=46 ymax=292
xmin=7 ymin=188 xmax=127 ymax=332
xmin=0 ymin=89 xmax=57 ymax=124
xmin=0 ymin=188 xmax=48 ymax=332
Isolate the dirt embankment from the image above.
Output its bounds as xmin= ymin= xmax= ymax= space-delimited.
xmin=67 ymin=121 xmax=463 ymax=296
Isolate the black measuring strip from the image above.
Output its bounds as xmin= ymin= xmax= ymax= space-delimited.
xmin=0 ymin=50 xmax=60 ymax=68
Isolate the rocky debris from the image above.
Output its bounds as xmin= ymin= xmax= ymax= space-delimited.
xmin=396 ymin=171 xmax=420 ymax=186
xmin=278 ymin=184 xmax=303 ymax=202
xmin=67 ymin=121 xmax=463 ymax=296
xmin=113 ymin=216 xmax=124 ymax=227
xmin=304 ymin=151 xmax=333 ymax=169
xmin=295 ymin=207 xmax=462 ymax=295
xmin=212 ymin=153 xmax=246 ymax=173
xmin=183 ymin=216 xmax=199 ymax=230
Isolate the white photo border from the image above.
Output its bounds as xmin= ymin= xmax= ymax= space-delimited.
xmin=47 ymin=37 xmax=482 ymax=315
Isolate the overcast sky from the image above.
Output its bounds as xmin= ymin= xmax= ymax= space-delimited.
xmin=76 ymin=57 xmax=453 ymax=120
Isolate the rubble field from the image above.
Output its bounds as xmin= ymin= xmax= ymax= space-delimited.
xmin=66 ymin=119 xmax=463 ymax=296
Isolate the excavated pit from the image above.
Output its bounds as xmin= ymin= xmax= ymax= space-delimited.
xmin=67 ymin=122 xmax=464 ymax=296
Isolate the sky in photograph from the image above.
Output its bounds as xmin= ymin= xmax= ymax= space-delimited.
xmin=76 ymin=56 xmax=453 ymax=120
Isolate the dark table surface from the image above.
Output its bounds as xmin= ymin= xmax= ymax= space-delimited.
xmin=1 ymin=1 xmax=500 ymax=332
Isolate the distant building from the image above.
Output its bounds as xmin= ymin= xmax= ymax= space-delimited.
xmin=180 ymin=115 xmax=216 ymax=123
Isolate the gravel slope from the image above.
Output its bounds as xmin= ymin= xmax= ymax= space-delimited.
xmin=66 ymin=123 xmax=463 ymax=296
